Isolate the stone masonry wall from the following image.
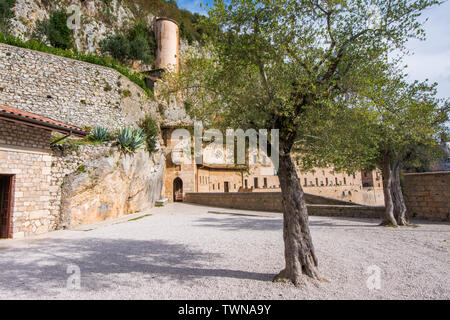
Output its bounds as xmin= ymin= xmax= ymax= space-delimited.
xmin=0 ymin=118 xmax=51 ymax=149
xmin=403 ymin=171 xmax=450 ymax=221
xmin=0 ymin=119 xmax=53 ymax=238
xmin=185 ymin=192 xmax=384 ymax=219
xmin=0 ymin=43 xmax=159 ymax=130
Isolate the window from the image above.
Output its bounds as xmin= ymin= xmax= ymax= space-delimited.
xmin=213 ymin=184 xmax=215 ymax=190
xmin=320 ymin=181 xmax=324 ymax=186
xmin=245 ymin=179 xmax=248 ymax=188
xmin=264 ymin=178 xmax=268 ymax=188
xmin=304 ymin=178 xmax=307 ymax=186
xmin=274 ymin=169 xmax=278 ymax=176
xmin=315 ymin=178 xmax=318 ymax=186
xmin=335 ymin=177 xmax=338 ymax=185
xmin=343 ymin=177 xmax=346 ymax=185
xmin=218 ymin=183 xmax=221 ymax=190
xmin=326 ymin=178 xmax=329 ymax=185
xmin=254 ymin=177 xmax=259 ymax=189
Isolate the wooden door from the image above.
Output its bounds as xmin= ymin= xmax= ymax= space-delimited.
xmin=0 ymin=175 xmax=13 ymax=239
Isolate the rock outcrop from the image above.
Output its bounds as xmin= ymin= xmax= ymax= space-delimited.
xmin=59 ymin=148 xmax=165 ymax=228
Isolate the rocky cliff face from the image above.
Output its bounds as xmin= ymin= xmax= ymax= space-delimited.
xmin=12 ymin=0 xmax=153 ymax=54
xmin=59 ymin=148 xmax=165 ymax=228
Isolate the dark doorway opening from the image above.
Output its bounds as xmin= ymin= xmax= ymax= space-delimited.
xmin=173 ymin=178 xmax=184 ymax=202
xmin=0 ymin=175 xmax=14 ymax=239
xmin=224 ymin=182 xmax=229 ymax=193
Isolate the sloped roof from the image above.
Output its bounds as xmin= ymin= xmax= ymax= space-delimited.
xmin=0 ymin=104 xmax=87 ymax=136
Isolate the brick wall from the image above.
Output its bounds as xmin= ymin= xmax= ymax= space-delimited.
xmin=185 ymin=192 xmax=384 ymax=219
xmin=0 ymin=119 xmax=51 ymax=150
xmin=0 ymin=120 xmax=53 ymax=238
xmin=403 ymin=171 xmax=450 ymax=221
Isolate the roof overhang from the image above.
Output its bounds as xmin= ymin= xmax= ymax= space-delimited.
xmin=0 ymin=105 xmax=88 ymax=137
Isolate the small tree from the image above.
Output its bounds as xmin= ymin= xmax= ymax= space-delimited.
xmin=298 ymin=71 xmax=448 ymax=227
xmin=163 ymin=0 xmax=441 ymax=285
xmin=100 ymin=34 xmax=131 ymax=64
xmin=360 ymin=74 xmax=448 ymax=226
xmin=139 ymin=115 xmax=160 ymax=154
xmin=100 ymin=23 xmax=156 ymax=64
xmin=46 ymin=10 xmax=74 ymax=49
xmin=0 ymin=0 xmax=15 ymax=34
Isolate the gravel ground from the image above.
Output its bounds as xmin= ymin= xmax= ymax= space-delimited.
xmin=0 ymin=203 xmax=448 ymax=300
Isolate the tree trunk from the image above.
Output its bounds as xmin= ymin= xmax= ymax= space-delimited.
xmin=392 ymin=161 xmax=408 ymax=226
xmin=273 ymin=152 xmax=320 ymax=285
xmin=380 ymin=152 xmax=398 ymax=226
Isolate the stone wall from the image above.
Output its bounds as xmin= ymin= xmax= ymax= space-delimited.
xmin=185 ymin=192 xmax=383 ymax=219
xmin=403 ymin=171 xmax=450 ymax=221
xmin=0 ymin=119 xmax=53 ymax=238
xmin=0 ymin=43 xmax=159 ymax=130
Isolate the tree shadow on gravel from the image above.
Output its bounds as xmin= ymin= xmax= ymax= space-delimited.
xmin=195 ymin=216 xmax=283 ymax=231
xmin=0 ymin=238 xmax=272 ymax=297
xmin=195 ymin=214 xmax=382 ymax=231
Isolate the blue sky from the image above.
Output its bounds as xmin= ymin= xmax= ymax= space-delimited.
xmin=177 ymin=0 xmax=450 ymax=100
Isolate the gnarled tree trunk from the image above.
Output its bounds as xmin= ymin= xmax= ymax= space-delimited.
xmin=391 ymin=161 xmax=408 ymax=225
xmin=273 ymin=151 xmax=320 ymax=285
xmin=380 ymin=152 xmax=398 ymax=226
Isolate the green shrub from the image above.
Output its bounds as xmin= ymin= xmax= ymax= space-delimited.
xmin=129 ymin=35 xmax=151 ymax=63
xmin=99 ymin=33 xmax=130 ymax=63
xmin=100 ymin=22 xmax=155 ymax=64
xmin=0 ymin=0 xmax=14 ymax=34
xmin=89 ymin=127 xmax=111 ymax=142
xmin=121 ymin=89 xmax=132 ymax=98
xmin=36 ymin=10 xmax=74 ymax=49
xmin=139 ymin=115 xmax=159 ymax=153
xmin=117 ymin=127 xmax=146 ymax=154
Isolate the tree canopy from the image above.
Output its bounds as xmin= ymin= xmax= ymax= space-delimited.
xmin=162 ymin=0 xmax=445 ymax=285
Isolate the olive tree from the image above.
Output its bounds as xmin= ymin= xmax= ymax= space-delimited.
xmin=163 ymin=0 xmax=442 ymax=285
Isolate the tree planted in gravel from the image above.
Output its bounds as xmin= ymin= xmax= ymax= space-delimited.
xmin=297 ymin=72 xmax=449 ymax=227
xmin=358 ymin=74 xmax=448 ymax=226
xmin=162 ymin=0 xmax=442 ymax=285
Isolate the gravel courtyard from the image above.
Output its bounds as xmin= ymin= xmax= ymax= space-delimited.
xmin=0 ymin=203 xmax=448 ymax=300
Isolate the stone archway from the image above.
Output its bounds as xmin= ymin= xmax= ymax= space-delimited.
xmin=173 ymin=177 xmax=183 ymax=202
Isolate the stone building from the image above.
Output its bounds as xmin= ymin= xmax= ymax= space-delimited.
xmin=0 ymin=105 xmax=87 ymax=239
xmin=161 ymin=126 xmax=385 ymax=206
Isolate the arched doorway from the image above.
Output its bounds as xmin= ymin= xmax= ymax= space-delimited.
xmin=173 ymin=178 xmax=183 ymax=202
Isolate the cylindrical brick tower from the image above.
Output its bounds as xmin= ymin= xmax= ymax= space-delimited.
xmin=154 ymin=17 xmax=180 ymax=73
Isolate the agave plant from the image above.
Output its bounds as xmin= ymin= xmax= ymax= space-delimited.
xmin=117 ymin=127 xmax=146 ymax=154
xmin=89 ymin=126 xmax=111 ymax=142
